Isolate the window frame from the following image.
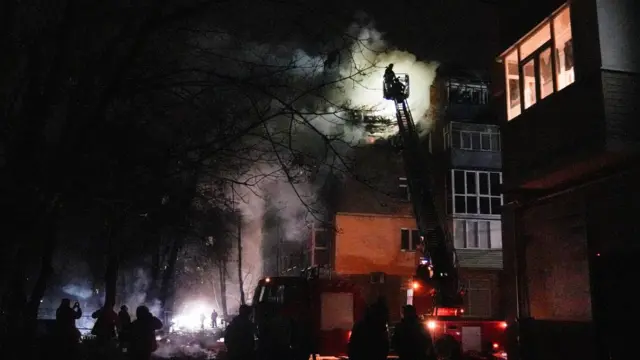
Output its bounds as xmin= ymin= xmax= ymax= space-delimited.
xmin=313 ymin=229 xmax=330 ymax=250
xmin=398 ymin=177 xmax=410 ymax=201
xmin=450 ymin=129 xmax=501 ymax=152
xmin=453 ymin=219 xmax=502 ymax=250
xmin=518 ymin=37 xmax=555 ymax=111
xmin=447 ymin=81 xmax=490 ymax=105
xmin=451 ymin=170 xmax=503 ymax=216
xmin=443 ymin=124 xmax=451 ymax=149
xmin=503 ymin=3 xmax=573 ymax=120
xmin=400 ymin=228 xmax=420 ymax=252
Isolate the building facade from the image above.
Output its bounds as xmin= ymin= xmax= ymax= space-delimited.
xmin=427 ymin=65 xmax=504 ymax=319
xmin=495 ymin=1 xmax=640 ymax=359
xmin=301 ymin=66 xmax=506 ymax=322
xmin=307 ymin=144 xmax=416 ymax=323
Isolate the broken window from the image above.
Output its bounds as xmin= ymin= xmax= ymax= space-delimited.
xmin=448 ymin=82 xmax=489 ymax=105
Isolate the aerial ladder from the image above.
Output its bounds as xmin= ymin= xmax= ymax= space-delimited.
xmin=383 ymin=72 xmax=464 ymax=315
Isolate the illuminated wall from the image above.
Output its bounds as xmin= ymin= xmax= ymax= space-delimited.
xmin=333 ymin=213 xmax=417 ymax=276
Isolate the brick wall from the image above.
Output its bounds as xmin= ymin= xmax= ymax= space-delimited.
xmin=521 ymin=193 xmax=592 ymax=321
xmin=334 ymin=213 xmax=417 ymax=276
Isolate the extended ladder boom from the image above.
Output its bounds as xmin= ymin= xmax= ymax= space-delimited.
xmin=385 ymin=74 xmax=462 ymax=310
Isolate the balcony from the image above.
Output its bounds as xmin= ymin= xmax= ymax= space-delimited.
xmin=449 ymin=218 xmax=503 ymax=270
xmin=445 ymin=122 xmax=502 ymax=170
xmin=499 ymin=3 xmax=640 ymax=190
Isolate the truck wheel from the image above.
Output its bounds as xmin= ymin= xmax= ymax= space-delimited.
xmin=434 ymin=335 xmax=461 ymax=360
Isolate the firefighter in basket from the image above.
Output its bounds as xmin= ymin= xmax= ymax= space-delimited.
xmin=384 ymin=64 xmax=405 ymax=100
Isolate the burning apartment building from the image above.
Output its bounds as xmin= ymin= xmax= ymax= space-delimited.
xmin=426 ymin=64 xmax=504 ymax=319
xmin=495 ymin=1 xmax=640 ymax=359
xmin=296 ymin=65 xmax=505 ymax=323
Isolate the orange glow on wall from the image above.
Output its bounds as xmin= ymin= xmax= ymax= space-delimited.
xmin=334 ymin=213 xmax=417 ymax=275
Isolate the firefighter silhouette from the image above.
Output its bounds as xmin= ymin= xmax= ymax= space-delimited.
xmin=225 ymin=305 xmax=255 ymax=360
xmin=128 ymin=305 xmax=163 ymax=360
xmin=392 ymin=305 xmax=436 ymax=360
xmin=348 ymin=303 xmax=389 ymax=360
xmin=54 ymin=299 xmax=82 ymax=358
xmin=384 ymin=64 xmax=405 ymax=100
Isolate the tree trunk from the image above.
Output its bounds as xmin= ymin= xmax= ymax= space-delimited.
xmin=104 ymin=220 xmax=120 ymax=308
xmin=219 ymin=260 xmax=228 ymax=318
xmin=237 ymin=216 xmax=245 ymax=305
xmin=145 ymin=239 xmax=161 ymax=302
xmin=24 ymin=219 xmax=58 ymax=334
xmin=159 ymin=237 xmax=182 ymax=310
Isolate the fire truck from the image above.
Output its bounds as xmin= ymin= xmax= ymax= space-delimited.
xmin=383 ymin=69 xmax=507 ymax=359
xmin=252 ymin=267 xmax=366 ymax=360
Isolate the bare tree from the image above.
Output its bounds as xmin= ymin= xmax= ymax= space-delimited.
xmin=0 ymin=1 xmax=390 ymax=349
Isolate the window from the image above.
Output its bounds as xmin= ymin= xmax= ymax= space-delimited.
xmin=443 ymin=125 xmax=451 ymax=149
xmin=401 ymin=228 xmax=421 ymax=251
xmin=452 ymin=170 xmax=503 ymax=215
xmin=453 ymin=219 xmax=502 ymax=249
xmin=406 ymin=289 xmax=414 ymax=305
xmin=451 ymin=129 xmax=500 ymax=152
xmin=370 ymin=272 xmax=386 ymax=284
xmin=314 ymin=229 xmax=330 ymax=249
xmin=448 ymin=82 xmax=489 ymax=105
xmin=503 ymin=4 xmax=574 ymax=120
xmin=313 ymin=229 xmax=331 ymax=267
xmin=399 ymin=177 xmax=410 ymax=200
xmin=553 ymin=7 xmax=574 ymax=91
xmin=505 ymin=50 xmax=521 ymax=119
xmin=465 ymin=279 xmax=492 ymax=318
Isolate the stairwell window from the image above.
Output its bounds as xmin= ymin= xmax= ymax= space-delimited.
xmin=465 ymin=279 xmax=492 ymax=318
xmin=452 ymin=170 xmax=503 ymax=215
xmin=401 ymin=228 xmax=420 ymax=251
xmin=399 ymin=177 xmax=410 ymax=201
xmin=502 ymin=3 xmax=574 ymax=120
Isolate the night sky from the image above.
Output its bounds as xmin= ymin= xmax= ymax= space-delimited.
xmin=215 ymin=0 xmax=500 ymax=69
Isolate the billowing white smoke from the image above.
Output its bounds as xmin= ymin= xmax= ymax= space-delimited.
xmin=333 ymin=24 xmax=439 ymax=136
xmin=62 ymin=284 xmax=93 ymax=300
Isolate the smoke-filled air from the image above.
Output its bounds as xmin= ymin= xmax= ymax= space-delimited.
xmin=227 ymin=19 xmax=439 ymax=312
xmin=333 ymin=24 xmax=439 ymax=135
xmin=26 ymin=15 xmax=439 ymax=356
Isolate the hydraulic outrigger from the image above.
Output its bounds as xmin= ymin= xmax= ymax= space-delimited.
xmin=383 ymin=71 xmax=464 ymax=314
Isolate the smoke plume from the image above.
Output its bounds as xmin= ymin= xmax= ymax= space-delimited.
xmin=226 ymin=18 xmax=439 ymax=288
xmin=332 ymin=23 xmax=439 ymax=135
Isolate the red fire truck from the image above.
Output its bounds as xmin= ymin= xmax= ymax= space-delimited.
xmin=252 ymin=268 xmax=366 ymax=360
xmin=384 ymin=71 xmax=507 ymax=359
xmin=408 ymin=277 xmax=508 ymax=358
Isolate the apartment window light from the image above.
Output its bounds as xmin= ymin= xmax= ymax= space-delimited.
xmin=502 ymin=3 xmax=574 ymax=120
